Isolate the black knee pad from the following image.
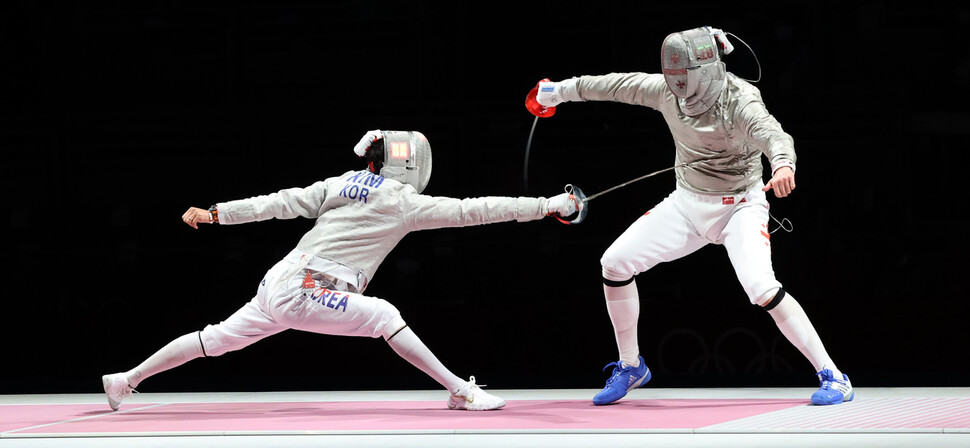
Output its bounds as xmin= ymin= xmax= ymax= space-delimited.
xmin=762 ymin=288 xmax=786 ymax=311
xmin=603 ymin=277 xmax=635 ymax=287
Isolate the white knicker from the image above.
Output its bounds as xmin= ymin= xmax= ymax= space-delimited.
xmin=199 ymin=252 xmax=405 ymax=357
xmin=601 ymin=181 xmax=782 ymax=306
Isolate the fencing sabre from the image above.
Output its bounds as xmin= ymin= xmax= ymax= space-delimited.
xmin=525 ymin=123 xmax=694 ymax=225
xmin=556 ymin=161 xmax=696 ymax=225
xmin=523 ymin=82 xmax=692 ymax=225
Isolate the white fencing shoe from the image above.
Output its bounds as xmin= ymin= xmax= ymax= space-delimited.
xmin=447 ymin=376 xmax=506 ymax=411
xmin=102 ymin=373 xmax=135 ymax=411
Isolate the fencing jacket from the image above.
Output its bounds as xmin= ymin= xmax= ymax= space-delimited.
xmin=559 ymin=72 xmax=796 ymax=195
xmin=217 ymin=170 xmax=549 ymax=292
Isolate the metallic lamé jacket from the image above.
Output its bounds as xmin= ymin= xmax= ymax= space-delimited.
xmin=216 ymin=170 xmax=548 ymax=291
xmin=561 ymin=72 xmax=796 ymax=195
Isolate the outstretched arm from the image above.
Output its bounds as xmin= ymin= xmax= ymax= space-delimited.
xmin=182 ymin=180 xmax=330 ymax=229
xmin=533 ymin=73 xmax=667 ymax=110
xmin=402 ymin=192 xmax=581 ymax=231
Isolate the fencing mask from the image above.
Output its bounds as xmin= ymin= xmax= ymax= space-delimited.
xmin=661 ymin=26 xmax=733 ymax=116
xmin=360 ymin=130 xmax=433 ymax=194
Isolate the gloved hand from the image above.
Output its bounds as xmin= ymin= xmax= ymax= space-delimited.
xmin=546 ymin=192 xmax=582 ymax=217
xmin=535 ymin=80 xmax=566 ymax=108
xmin=525 ymin=78 xmax=559 ymax=118
xmin=353 ymin=130 xmax=383 ymax=157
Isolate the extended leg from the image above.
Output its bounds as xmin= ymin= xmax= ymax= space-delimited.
xmin=101 ymin=332 xmax=205 ymax=411
xmin=764 ymin=289 xmax=838 ymax=375
xmin=384 ymin=323 xmax=505 ymax=411
xmin=721 ymin=199 xmax=852 ymax=405
xmin=102 ymin=295 xmax=285 ymax=411
xmin=763 ymin=290 xmax=853 ymax=405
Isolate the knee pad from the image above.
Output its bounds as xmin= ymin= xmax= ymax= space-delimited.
xmin=761 ymin=288 xmax=785 ymax=310
xmin=603 ymin=276 xmax=635 ymax=288
xmin=601 ymin=258 xmax=637 ymax=285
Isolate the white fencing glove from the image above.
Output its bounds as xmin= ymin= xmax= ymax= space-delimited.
xmin=353 ymin=130 xmax=383 ymax=157
xmin=546 ymin=192 xmax=582 ymax=217
xmin=536 ymin=80 xmax=568 ymax=108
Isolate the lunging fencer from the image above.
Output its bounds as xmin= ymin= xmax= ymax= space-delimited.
xmin=527 ymin=26 xmax=852 ymax=406
xmin=102 ymin=130 xmax=582 ymax=411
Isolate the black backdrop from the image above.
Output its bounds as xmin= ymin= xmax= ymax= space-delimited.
xmin=2 ymin=1 xmax=968 ymax=394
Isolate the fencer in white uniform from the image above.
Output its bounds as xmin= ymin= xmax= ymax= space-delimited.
xmin=102 ymin=130 xmax=582 ymax=411
xmin=530 ymin=26 xmax=852 ymax=406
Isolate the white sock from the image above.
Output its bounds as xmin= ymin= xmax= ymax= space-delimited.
xmin=604 ymin=282 xmax=641 ymax=368
xmin=767 ymin=294 xmax=842 ymax=379
xmin=386 ymin=326 xmax=464 ymax=392
xmin=126 ymin=332 xmax=205 ymax=389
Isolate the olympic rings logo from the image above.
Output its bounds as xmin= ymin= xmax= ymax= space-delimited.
xmin=655 ymin=326 xmax=795 ymax=374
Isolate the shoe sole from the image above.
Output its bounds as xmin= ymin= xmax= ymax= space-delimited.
xmin=448 ymin=398 xmax=506 ymax=411
xmin=811 ymin=390 xmax=854 ymax=405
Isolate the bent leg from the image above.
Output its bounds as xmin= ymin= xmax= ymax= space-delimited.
xmin=271 ymin=288 xmax=403 ymax=339
xmin=601 ymin=200 xmax=707 ymax=284
xmin=274 ymin=288 xmax=465 ymax=390
xmin=720 ymin=200 xmax=781 ymax=306
xmin=600 ymin=200 xmax=707 ymax=364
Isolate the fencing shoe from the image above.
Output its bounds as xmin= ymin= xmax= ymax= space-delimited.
xmin=448 ymin=376 xmax=506 ymax=411
xmin=102 ymin=373 xmax=135 ymax=411
xmin=811 ymin=369 xmax=854 ymax=405
xmin=593 ymin=356 xmax=651 ymax=405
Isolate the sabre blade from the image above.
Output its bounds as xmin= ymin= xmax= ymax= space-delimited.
xmin=523 ymin=115 xmax=539 ymax=193
xmin=584 ymin=164 xmax=682 ymax=202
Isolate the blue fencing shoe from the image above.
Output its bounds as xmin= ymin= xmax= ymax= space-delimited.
xmin=811 ymin=369 xmax=854 ymax=405
xmin=593 ymin=355 xmax=651 ymax=405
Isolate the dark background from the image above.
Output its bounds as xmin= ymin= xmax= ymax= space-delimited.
xmin=2 ymin=1 xmax=967 ymax=395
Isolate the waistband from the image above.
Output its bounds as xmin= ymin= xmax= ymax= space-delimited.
xmin=675 ymin=180 xmax=765 ymax=204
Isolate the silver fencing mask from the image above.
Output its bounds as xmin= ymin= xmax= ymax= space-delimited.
xmin=365 ymin=131 xmax=433 ymax=194
xmin=661 ymin=26 xmax=732 ymax=115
